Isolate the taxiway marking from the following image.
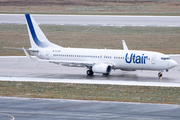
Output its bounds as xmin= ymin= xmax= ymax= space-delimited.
xmin=0 ymin=113 xmax=15 ymax=120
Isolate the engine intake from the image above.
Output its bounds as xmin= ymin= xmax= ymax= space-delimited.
xmin=92 ymin=63 xmax=112 ymax=74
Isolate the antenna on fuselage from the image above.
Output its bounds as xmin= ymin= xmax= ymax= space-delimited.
xmin=122 ymin=40 xmax=128 ymax=50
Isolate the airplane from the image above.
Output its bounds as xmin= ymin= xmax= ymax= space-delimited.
xmin=6 ymin=14 xmax=177 ymax=78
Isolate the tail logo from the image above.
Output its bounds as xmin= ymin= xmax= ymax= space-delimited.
xmin=25 ymin=14 xmax=48 ymax=48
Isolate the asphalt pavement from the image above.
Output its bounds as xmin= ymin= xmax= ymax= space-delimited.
xmin=0 ymin=97 xmax=180 ymax=120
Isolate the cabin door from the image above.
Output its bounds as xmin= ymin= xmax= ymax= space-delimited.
xmin=46 ymin=51 xmax=49 ymax=60
xmin=151 ymin=55 xmax=156 ymax=64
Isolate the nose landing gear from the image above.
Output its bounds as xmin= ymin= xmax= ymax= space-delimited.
xmin=158 ymin=72 xmax=162 ymax=77
xmin=158 ymin=72 xmax=163 ymax=80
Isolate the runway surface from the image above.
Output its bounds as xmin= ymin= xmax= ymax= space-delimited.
xmin=0 ymin=97 xmax=180 ymax=120
xmin=0 ymin=55 xmax=179 ymax=87
xmin=0 ymin=14 xmax=180 ymax=27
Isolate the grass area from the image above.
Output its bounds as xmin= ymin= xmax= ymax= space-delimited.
xmin=0 ymin=81 xmax=180 ymax=104
xmin=1 ymin=24 xmax=180 ymax=56
xmin=0 ymin=0 xmax=180 ymax=15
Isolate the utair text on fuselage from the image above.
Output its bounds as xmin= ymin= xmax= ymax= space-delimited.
xmin=125 ymin=53 xmax=148 ymax=64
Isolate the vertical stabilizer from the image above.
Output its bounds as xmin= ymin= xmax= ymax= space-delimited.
xmin=25 ymin=14 xmax=61 ymax=48
xmin=122 ymin=40 xmax=128 ymax=50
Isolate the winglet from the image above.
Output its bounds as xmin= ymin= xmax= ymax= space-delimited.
xmin=122 ymin=40 xmax=128 ymax=50
xmin=22 ymin=47 xmax=36 ymax=61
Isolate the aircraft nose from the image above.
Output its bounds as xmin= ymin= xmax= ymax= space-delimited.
xmin=170 ymin=60 xmax=177 ymax=68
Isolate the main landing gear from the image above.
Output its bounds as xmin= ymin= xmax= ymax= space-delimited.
xmin=86 ymin=69 xmax=94 ymax=76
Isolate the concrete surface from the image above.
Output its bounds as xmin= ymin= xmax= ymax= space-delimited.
xmin=0 ymin=14 xmax=180 ymax=27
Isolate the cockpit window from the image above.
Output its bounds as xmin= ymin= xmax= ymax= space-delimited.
xmin=161 ymin=57 xmax=171 ymax=60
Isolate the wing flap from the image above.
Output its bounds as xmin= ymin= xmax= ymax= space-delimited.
xmin=50 ymin=60 xmax=94 ymax=67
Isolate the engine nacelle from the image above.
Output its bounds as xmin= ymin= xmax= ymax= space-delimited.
xmin=92 ymin=63 xmax=112 ymax=74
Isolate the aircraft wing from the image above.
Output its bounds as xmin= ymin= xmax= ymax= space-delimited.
xmin=44 ymin=59 xmax=113 ymax=68
xmin=49 ymin=60 xmax=94 ymax=67
xmin=26 ymin=56 xmax=94 ymax=67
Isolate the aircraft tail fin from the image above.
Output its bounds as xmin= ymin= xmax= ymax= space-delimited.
xmin=25 ymin=14 xmax=61 ymax=48
xmin=122 ymin=40 xmax=128 ymax=50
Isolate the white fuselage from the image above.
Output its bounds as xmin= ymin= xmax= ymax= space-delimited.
xmin=30 ymin=47 xmax=177 ymax=71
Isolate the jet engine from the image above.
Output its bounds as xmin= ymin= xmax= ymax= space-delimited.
xmin=92 ymin=63 xmax=112 ymax=74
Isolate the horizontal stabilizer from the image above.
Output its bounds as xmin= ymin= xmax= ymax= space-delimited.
xmin=22 ymin=47 xmax=37 ymax=61
xmin=4 ymin=47 xmax=39 ymax=52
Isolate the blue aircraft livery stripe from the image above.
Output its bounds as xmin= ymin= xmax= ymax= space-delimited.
xmin=25 ymin=14 xmax=48 ymax=48
xmin=125 ymin=53 xmax=148 ymax=64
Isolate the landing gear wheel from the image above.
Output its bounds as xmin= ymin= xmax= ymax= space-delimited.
xmin=158 ymin=72 xmax=163 ymax=78
xmin=103 ymin=73 xmax=109 ymax=76
xmin=86 ymin=70 xmax=94 ymax=76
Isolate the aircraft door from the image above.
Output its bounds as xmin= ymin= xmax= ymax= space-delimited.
xmin=151 ymin=55 xmax=156 ymax=64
